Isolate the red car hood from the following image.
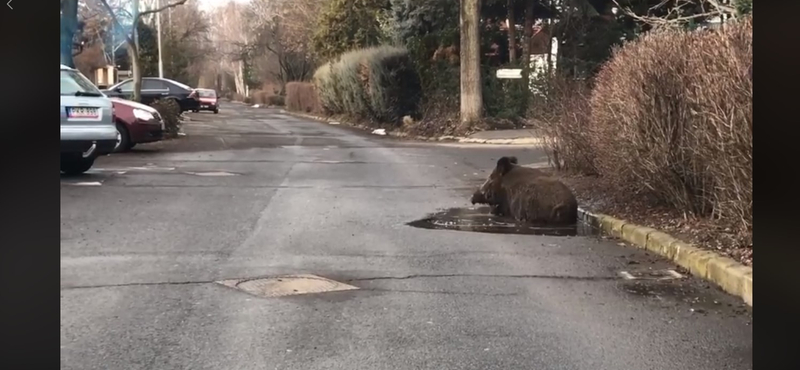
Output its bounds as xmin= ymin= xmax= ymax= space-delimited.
xmin=110 ymin=98 xmax=159 ymax=114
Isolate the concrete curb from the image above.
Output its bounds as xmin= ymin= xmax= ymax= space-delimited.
xmin=279 ymin=110 xmax=547 ymax=145
xmin=578 ymin=208 xmax=753 ymax=306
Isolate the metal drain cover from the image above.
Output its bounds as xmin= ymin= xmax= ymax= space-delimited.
xmin=619 ymin=269 xmax=683 ymax=281
xmin=216 ymin=274 xmax=359 ymax=298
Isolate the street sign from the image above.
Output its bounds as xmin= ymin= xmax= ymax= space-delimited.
xmin=496 ymin=69 xmax=523 ymax=79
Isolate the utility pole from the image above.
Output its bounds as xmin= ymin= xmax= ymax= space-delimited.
xmin=157 ymin=0 xmax=164 ymax=78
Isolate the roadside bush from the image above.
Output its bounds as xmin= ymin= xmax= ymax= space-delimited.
xmin=313 ymin=46 xmax=421 ymax=124
xmin=250 ymin=90 xmax=272 ymax=105
xmin=150 ymin=98 xmax=182 ymax=138
xmin=528 ymin=74 xmax=596 ymax=174
xmin=267 ymin=95 xmax=285 ymax=107
xmin=286 ymin=82 xmax=322 ymax=113
xmin=590 ymin=17 xmax=752 ymax=238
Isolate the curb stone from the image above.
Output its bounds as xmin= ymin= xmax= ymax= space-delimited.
xmin=578 ymin=208 xmax=753 ymax=306
xmin=279 ymin=110 xmax=547 ymax=145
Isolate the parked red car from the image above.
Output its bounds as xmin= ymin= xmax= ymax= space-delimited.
xmin=193 ymin=88 xmax=219 ymax=114
xmin=110 ymin=98 xmax=165 ymax=152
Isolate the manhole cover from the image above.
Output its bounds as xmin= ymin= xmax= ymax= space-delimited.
xmin=215 ymin=274 xmax=359 ymax=298
xmin=619 ymin=269 xmax=683 ymax=281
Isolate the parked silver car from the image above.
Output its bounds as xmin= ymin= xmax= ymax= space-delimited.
xmin=60 ymin=64 xmax=117 ymax=175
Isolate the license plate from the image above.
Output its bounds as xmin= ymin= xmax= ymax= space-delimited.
xmin=67 ymin=107 xmax=100 ymax=120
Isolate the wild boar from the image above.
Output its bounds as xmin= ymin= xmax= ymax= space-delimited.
xmin=471 ymin=156 xmax=578 ymax=224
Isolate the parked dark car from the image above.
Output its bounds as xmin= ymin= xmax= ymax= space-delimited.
xmin=102 ymin=77 xmax=200 ymax=112
xmin=193 ymin=88 xmax=219 ymax=114
xmin=109 ymin=98 xmax=165 ymax=152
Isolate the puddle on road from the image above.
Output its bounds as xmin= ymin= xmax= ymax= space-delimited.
xmin=407 ymin=206 xmax=596 ymax=237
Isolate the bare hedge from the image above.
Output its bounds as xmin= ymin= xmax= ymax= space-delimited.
xmin=313 ymin=46 xmax=421 ymax=124
xmin=285 ymin=82 xmax=322 ymax=113
xmin=149 ymin=98 xmax=182 ymax=138
xmin=589 ymin=18 xmax=752 ymax=238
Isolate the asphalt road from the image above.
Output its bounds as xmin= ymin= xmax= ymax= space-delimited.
xmin=61 ymin=102 xmax=752 ymax=370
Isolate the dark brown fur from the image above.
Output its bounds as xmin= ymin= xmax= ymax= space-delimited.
xmin=471 ymin=156 xmax=578 ymax=224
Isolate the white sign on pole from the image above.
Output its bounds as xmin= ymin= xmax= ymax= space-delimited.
xmin=496 ymin=69 xmax=523 ymax=79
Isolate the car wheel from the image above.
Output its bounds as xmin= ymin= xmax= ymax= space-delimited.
xmin=61 ymin=154 xmax=96 ymax=176
xmin=213 ymin=108 xmax=219 ymax=114
xmin=114 ymin=123 xmax=132 ymax=152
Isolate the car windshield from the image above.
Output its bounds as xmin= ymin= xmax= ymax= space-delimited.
xmin=199 ymin=90 xmax=216 ymax=98
xmin=61 ymin=69 xmax=103 ymax=96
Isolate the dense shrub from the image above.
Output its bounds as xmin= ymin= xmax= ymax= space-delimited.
xmin=286 ymin=82 xmax=322 ymax=113
xmin=250 ymin=90 xmax=272 ymax=105
xmin=589 ymin=17 xmax=752 ymax=238
xmin=149 ymin=99 xmax=182 ymax=138
xmin=267 ymin=95 xmax=285 ymax=106
xmin=312 ymin=0 xmax=391 ymax=61
xmin=313 ymin=46 xmax=421 ymax=124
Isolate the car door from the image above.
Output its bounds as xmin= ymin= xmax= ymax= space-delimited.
xmin=142 ymin=79 xmax=171 ymax=105
xmin=105 ymin=79 xmax=135 ymax=100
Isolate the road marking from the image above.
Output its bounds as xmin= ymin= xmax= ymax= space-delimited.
xmin=619 ymin=271 xmax=636 ymax=280
xmin=66 ymin=181 xmax=102 ymax=186
xmin=185 ymin=171 xmax=239 ymax=176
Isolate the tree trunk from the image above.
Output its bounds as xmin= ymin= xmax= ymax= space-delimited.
xmin=507 ymin=0 xmax=517 ymax=64
xmin=129 ymin=44 xmax=143 ymax=102
xmin=459 ymin=0 xmax=482 ymax=126
xmin=131 ymin=0 xmax=143 ymax=102
xmin=521 ymin=1 xmax=535 ymax=88
xmin=60 ymin=0 xmax=78 ymax=68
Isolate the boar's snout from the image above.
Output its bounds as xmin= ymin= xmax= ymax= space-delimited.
xmin=471 ymin=190 xmax=485 ymax=205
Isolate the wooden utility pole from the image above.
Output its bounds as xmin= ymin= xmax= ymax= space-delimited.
xmin=460 ymin=0 xmax=483 ymax=126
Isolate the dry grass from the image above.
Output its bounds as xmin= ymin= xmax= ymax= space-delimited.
xmin=286 ymin=82 xmax=323 ymax=113
xmin=250 ymin=90 xmax=273 ymax=105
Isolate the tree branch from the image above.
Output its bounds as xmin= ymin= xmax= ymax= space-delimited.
xmin=98 ymin=0 xmax=133 ymax=45
xmin=138 ymin=0 xmax=189 ymax=21
xmin=612 ymin=0 xmax=737 ymax=28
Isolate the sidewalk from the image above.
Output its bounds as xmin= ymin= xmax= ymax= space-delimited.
xmin=279 ymin=109 xmax=548 ymax=145
xmin=460 ymin=129 xmax=545 ymax=145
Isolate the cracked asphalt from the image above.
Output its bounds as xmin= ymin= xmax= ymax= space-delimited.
xmin=61 ymin=102 xmax=752 ymax=370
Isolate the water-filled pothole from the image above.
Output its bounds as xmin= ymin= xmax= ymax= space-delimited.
xmin=407 ymin=206 xmax=597 ymax=236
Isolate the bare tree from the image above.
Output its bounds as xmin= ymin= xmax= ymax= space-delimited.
xmin=612 ymin=0 xmax=738 ymax=28
xmin=99 ymin=0 xmax=189 ymax=102
xmin=460 ymin=0 xmax=483 ymax=126
xmin=208 ymin=2 xmax=251 ymax=96
xmin=246 ymin=0 xmax=322 ymax=91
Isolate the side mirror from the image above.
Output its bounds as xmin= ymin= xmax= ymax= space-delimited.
xmin=113 ymin=87 xmax=122 ymax=93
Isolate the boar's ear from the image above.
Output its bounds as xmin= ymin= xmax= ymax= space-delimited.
xmin=509 ymin=156 xmax=518 ymax=164
xmin=496 ymin=156 xmax=515 ymax=175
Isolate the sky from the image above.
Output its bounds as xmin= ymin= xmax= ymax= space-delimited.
xmin=197 ymin=0 xmax=251 ymax=12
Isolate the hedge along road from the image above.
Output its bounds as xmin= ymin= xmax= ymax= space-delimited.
xmin=60 ymin=101 xmax=752 ymax=370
